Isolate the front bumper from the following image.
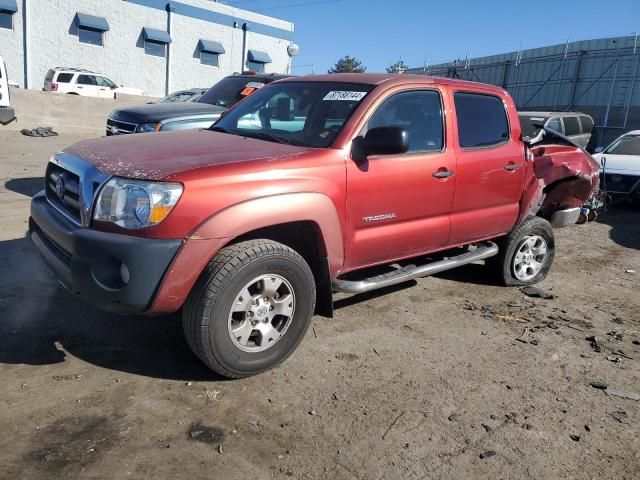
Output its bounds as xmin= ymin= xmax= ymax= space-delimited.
xmin=0 ymin=106 xmax=16 ymax=125
xmin=29 ymin=191 xmax=181 ymax=314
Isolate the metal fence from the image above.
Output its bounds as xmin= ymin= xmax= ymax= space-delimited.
xmin=407 ymin=35 xmax=640 ymax=146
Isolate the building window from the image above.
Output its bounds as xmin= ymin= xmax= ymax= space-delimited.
xmin=0 ymin=10 xmax=13 ymax=30
xmin=145 ymin=40 xmax=166 ymax=58
xmin=79 ymin=27 xmax=103 ymax=46
xmin=247 ymin=61 xmax=265 ymax=73
xmin=200 ymin=51 xmax=219 ymax=67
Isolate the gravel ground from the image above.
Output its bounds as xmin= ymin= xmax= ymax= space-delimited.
xmin=1 ymin=130 xmax=639 ymax=480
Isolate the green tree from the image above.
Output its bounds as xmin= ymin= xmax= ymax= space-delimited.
xmin=328 ymin=55 xmax=366 ymax=73
xmin=386 ymin=59 xmax=408 ymax=74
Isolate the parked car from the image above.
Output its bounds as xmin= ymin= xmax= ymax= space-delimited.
xmin=155 ymin=88 xmax=208 ymax=104
xmin=0 ymin=56 xmax=16 ymax=125
xmin=592 ymin=130 xmax=640 ymax=202
xmin=519 ymin=111 xmax=594 ymax=149
xmin=29 ymin=74 xmax=600 ymax=378
xmin=44 ymin=67 xmax=144 ymax=98
xmin=106 ymin=73 xmax=289 ymax=135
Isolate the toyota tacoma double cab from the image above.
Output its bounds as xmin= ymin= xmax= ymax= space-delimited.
xmin=29 ymin=74 xmax=600 ymax=378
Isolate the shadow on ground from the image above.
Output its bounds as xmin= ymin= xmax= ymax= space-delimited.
xmin=0 ymin=237 xmax=222 ymax=381
xmin=5 ymin=177 xmax=44 ymax=197
xmin=597 ymin=204 xmax=640 ymax=250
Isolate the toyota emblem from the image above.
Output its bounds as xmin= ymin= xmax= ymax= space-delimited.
xmin=55 ymin=175 xmax=66 ymax=200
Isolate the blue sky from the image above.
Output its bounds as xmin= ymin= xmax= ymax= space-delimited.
xmin=225 ymin=0 xmax=640 ymax=73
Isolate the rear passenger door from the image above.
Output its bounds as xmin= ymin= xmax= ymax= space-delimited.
xmin=76 ymin=74 xmax=99 ymax=97
xmin=449 ymin=91 xmax=525 ymax=244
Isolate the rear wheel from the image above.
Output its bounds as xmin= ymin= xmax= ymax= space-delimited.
xmin=182 ymin=239 xmax=316 ymax=378
xmin=489 ymin=216 xmax=555 ymax=286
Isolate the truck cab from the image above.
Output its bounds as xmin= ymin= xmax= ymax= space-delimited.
xmin=29 ymin=74 xmax=600 ymax=378
xmin=0 ymin=56 xmax=16 ymax=125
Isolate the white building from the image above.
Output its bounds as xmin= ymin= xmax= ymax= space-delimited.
xmin=0 ymin=0 xmax=295 ymax=97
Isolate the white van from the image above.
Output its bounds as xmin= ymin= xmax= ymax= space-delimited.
xmin=0 ymin=56 xmax=16 ymax=125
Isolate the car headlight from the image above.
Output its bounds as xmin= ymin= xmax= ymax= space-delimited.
xmin=94 ymin=177 xmax=183 ymax=229
xmin=137 ymin=123 xmax=160 ymax=133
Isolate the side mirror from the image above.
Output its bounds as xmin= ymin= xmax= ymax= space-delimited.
xmin=594 ymin=146 xmax=604 ymax=153
xmin=362 ymin=127 xmax=409 ymax=156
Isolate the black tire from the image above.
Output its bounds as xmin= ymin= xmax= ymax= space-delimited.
xmin=489 ymin=216 xmax=555 ymax=286
xmin=182 ymin=239 xmax=316 ymax=378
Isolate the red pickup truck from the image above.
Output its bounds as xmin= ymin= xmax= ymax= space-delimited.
xmin=29 ymin=74 xmax=599 ymax=378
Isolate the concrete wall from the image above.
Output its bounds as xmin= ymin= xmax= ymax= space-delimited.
xmin=0 ymin=0 xmax=294 ymax=97
xmin=2 ymin=88 xmax=157 ymax=135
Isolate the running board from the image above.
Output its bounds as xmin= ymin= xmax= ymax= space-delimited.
xmin=332 ymin=241 xmax=499 ymax=294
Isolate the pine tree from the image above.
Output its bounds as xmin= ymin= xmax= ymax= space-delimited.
xmin=328 ymin=56 xmax=366 ymax=73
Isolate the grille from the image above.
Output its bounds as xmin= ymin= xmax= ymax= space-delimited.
xmin=45 ymin=163 xmax=82 ymax=223
xmin=602 ymin=173 xmax=640 ymax=194
xmin=107 ymin=118 xmax=137 ymax=134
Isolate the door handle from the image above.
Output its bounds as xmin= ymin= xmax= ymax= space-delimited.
xmin=504 ymin=163 xmax=521 ymax=171
xmin=432 ymin=169 xmax=454 ymax=178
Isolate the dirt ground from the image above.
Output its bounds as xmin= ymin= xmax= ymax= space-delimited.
xmin=0 ymin=130 xmax=639 ymax=480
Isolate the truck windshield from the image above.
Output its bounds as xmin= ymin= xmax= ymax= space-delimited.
xmin=604 ymin=135 xmax=640 ymax=155
xmin=197 ymin=76 xmax=268 ymax=108
xmin=212 ymin=81 xmax=374 ymax=148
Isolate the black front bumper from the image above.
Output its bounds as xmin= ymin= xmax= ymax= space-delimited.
xmin=29 ymin=192 xmax=182 ymax=314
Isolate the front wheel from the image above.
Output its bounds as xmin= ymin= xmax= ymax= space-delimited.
xmin=489 ymin=216 xmax=556 ymax=286
xmin=182 ymin=240 xmax=316 ymax=378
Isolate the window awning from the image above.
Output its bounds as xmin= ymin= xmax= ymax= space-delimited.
xmin=0 ymin=0 xmax=18 ymax=13
xmin=142 ymin=27 xmax=172 ymax=44
xmin=248 ymin=50 xmax=272 ymax=64
xmin=198 ymin=40 xmax=225 ymax=54
xmin=76 ymin=13 xmax=109 ymax=32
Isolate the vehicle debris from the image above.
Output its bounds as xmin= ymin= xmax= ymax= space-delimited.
xmin=606 ymin=389 xmax=640 ymax=401
xmin=479 ymin=450 xmax=497 ymax=459
xmin=585 ymin=335 xmax=602 ymax=353
xmin=20 ymin=127 xmax=58 ymax=137
xmin=521 ymin=286 xmax=554 ymax=299
xmin=609 ymin=411 xmax=628 ymax=423
xmin=515 ymin=327 xmax=531 ymax=343
xmin=589 ymin=381 xmax=608 ymax=390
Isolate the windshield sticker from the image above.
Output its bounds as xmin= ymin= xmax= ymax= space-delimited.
xmin=323 ymin=91 xmax=368 ymax=101
xmin=529 ymin=117 xmax=545 ymax=121
xmin=246 ymin=82 xmax=266 ymax=89
xmin=240 ymin=87 xmax=259 ymax=96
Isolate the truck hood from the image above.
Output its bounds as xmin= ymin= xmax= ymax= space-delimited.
xmin=592 ymin=153 xmax=640 ymax=173
xmin=110 ymin=102 xmax=226 ymax=124
xmin=64 ymin=130 xmax=312 ymax=180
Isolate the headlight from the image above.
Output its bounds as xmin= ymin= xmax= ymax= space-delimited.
xmin=137 ymin=123 xmax=160 ymax=133
xmin=94 ymin=177 xmax=183 ymax=229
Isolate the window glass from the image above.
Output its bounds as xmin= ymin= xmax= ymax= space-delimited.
xmin=45 ymin=70 xmax=55 ymax=82
xmin=197 ymin=76 xmax=268 ymax=108
xmin=79 ymin=27 xmax=103 ymax=46
xmin=604 ymin=135 xmax=640 ymax=155
xmin=580 ymin=115 xmax=594 ymax=134
xmin=454 ymin=92 xmax=509 ymax=148
xmin=144 ymin=40 xmax=166 ymax=57
xmin=546 ymin=117 xmax=562 ymax=133
xmin=200 ymin=51 xmax=219 ymax=67
xmin=77 ymin=75 xmax=97 ymax=86
xmin=160 ymin=92 xmax=194 ymax=103
xmin=563 ymin=116 xmax=580 ymax=136
xmin=0 ymin=11 xmax=12 ymax=30
xmin=364 ymin=90 xmax=443 ymax=153
xmin=56 ymin=73 xmax=74 ymax=83
xmin=96 ymin=76 xmax=116 ymax=88
xmin=215 ymin=81 xmax=373 ymax=148
xmin=247 ymin=61 xmax=265 ymax=73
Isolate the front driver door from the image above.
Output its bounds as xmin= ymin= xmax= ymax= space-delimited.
xmin=345 ymin=89 xmax=456 ymax=269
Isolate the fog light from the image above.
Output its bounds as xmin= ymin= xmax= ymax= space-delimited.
xmin=120 ymin=262 xmax=131 ymax=285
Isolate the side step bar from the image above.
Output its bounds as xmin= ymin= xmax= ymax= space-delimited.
xmin=332 ymin=241 xmax=499 ymax=294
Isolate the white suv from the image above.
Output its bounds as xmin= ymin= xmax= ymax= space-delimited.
xmin=44 ymin=68 xmax=144 ymax=98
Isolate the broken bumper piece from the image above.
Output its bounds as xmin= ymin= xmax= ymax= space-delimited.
xmin=550 ymin=207 xmax=581 ymax=228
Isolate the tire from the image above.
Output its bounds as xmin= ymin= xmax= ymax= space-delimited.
xmin=182 ymin=239 xmax=316 ymax=378
xmin=489 ymin=216 xmax=555 ymax=286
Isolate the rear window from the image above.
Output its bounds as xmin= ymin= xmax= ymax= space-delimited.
xmin=197 ymin=76 xmax=268 ymax=108
xmin=563 ymin=116 xmax=580 ymax=136
xmin=519 ymin=115 xmax=547 ymax=138
xmin=455 ymin=92 xmax=509 ymax=148
xmin=580 ymin=115 xmax=594 ymax=134
xmin=56 ymin=73 xmax=74 ymax=83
